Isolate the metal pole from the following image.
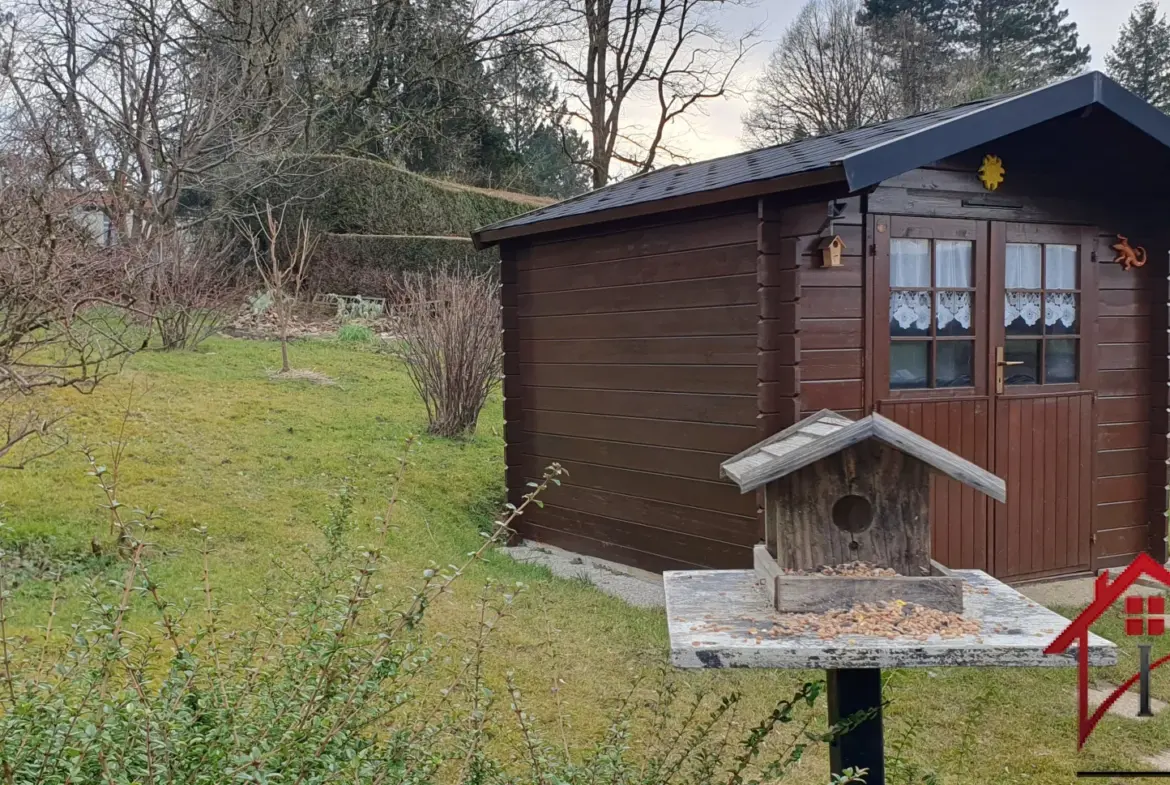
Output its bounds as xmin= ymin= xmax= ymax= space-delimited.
xmin=1139 ymin=644 xmax=1154 ymax=717
xmin=827 ymin=668 xmax=885 ymax=784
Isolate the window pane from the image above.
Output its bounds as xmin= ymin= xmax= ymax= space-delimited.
xmin=891 ymin=239 xmax=930 ymax=287
xmin=1004 ymin=340 xmax=1040 ymax=385
xmin=1045 ymin=339 xmax=1078 ymax=383
xmin=891 ymin=342 xmax=930 ymax=389
xmin=1006 ymin=243 xmax=1042 ymax=289
xmin=936 ymin=290 xmax=972 ymax=336
xmin=1045 ymin=245 xmax=1077 ymax=290
xmin=936 ymin=341 xmax=974 ymax=387
xmin=1045 ymin=293 xmax=1078 ymax=335
xmin=1005 ymin=292 xmax=1043 ymax=335
xmin=935 ymin=241 xmax=972 ymax=287
xmin=890 ymin=291 xmax=930 ymax=336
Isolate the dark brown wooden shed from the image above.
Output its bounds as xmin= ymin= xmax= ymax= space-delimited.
xmin=472 ymin=71 xmax=1170 ymax=582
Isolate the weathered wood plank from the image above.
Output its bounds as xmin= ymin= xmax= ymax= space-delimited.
xmin=753 ymin=544 xmax=782 ymax=607
xmin=766 ymin=442 xmax=934 ymax=575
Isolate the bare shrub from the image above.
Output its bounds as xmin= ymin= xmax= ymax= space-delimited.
xmin=394 ymin=269 xmax=502 ymax=437
xmin=0 ymin=160 xmax=144 ymax=468
xmin=145 ymin=233 xmax=242 ymax=351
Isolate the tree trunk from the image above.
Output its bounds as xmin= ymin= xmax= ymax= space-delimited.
xmin=280 ymin=335 xmax=291 ymax=372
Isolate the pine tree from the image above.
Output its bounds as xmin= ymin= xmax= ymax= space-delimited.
xmin=1106 ymin=0 xmax=1170 ymax=111
xmin=859 ymin=0 xmax=958 ymax=113
xmin=861 ymin=0 xmax=1089 ymax=109
xmin=956 ymin=0 xmax=1089 ymax=89
xmin=489 ymin=40 xmax=591 ymax=198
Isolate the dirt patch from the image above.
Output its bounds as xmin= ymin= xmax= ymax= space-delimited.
xmin=268 ymin=368 xmax=336 ymax=385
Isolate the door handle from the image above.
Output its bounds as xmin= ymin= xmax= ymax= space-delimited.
xmin=995 ymin=346 xmax=1021 ymax=393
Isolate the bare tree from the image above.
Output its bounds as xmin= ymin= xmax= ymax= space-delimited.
xmin=539 ymin=0 xmax=757 ymax=188
xmin=1 ymin=0 xmax=307 ymax=243
xmin=244 ymin=203 xmax=316 ymax=374
xmin=394 ymin=269 xmax=501 ymax=437
xmin=742 ymin=0 xmax=892 ymax=148
xmin=0 ymin=154 xmax=145 ymax=469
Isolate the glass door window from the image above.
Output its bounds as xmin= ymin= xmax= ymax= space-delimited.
xmin=1003 ymin=243 xmax=1079 ymax=385
xmin=889 ymin=238 xmax=976 ymax=389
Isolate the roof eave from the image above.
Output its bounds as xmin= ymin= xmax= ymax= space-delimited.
xmin=472 ymin=165 xmax=848 ymax=249
xmin=1096 ymin=74 xmax=1170 ymax=148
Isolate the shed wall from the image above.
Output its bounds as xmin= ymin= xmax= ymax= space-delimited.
xmin=766 ymin=197 xmax=867 ymax=420
xmin=502 ymin=202 xmax=762 ymax=571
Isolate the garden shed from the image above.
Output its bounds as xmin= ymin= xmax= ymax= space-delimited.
xmin=471 ymin=71 xmax=1170 ymax=582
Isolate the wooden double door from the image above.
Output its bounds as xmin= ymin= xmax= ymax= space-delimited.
xmin=872 ymin=217 xmax=1098 ymax=580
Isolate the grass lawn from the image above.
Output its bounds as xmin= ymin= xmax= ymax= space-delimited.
xmin=3 ymin=334 xmax=1169 ymax=782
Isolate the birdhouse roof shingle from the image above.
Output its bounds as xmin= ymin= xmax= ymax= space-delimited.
xmin=720 ymin=410 xmax=1007 ymax=501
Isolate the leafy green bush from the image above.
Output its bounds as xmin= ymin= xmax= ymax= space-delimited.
xmin=223 ymin=155 xmax=547 ymax=238
xmin=337 ymin=323 xmax=374 ymax=343
xmin=215 ymin=156 xmax=521 ymax=296
xmin=0 ymin=455 xmax=852 ymax=785
xmin=308 ymin=234 xmax=497 ymax=296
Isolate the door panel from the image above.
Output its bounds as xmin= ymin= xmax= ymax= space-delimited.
xmin=992 ymin=393 xmax=1093 ymax=578
xmin=989 ymin=224 xmax=1095 ymax=578
xmin=877 ymin=398 xmax=992 ymax=570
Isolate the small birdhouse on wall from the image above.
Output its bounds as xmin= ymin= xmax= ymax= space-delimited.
xmin=817 ymin=235 xmax=846 ymax=267
xmin=720 ymin=410 xmax=1006 ymax=613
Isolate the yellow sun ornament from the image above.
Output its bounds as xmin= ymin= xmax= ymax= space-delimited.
xmin=979 ymin=154 xmax=1005 ymax=191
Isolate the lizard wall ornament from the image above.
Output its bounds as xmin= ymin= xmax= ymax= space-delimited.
xmin=1113 ymin=235 xmax=1148 ymax=271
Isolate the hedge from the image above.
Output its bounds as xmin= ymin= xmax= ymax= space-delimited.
xmin=227 ymin=155 xmax=549 ymax=238
xmin=307 ymin=233 xmax=498 ymax=297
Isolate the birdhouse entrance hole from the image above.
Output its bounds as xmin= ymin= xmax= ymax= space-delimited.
xmin=831 ymin=494 xmax=872 ymax=535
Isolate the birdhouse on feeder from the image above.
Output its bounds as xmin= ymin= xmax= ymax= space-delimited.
xmin=817 ymin=235 xmax=846 ymax=267
xmin=720 ymin=410 xmax=1006 ymax=613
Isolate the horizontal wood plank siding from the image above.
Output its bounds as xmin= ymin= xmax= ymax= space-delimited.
xmin=502 ymin=202 xmax=760 ymax=571
xmin=1095 ymin=230 xmax=1159 ymax=567
xmin=796 ymin=197 xmax=865 ymax=416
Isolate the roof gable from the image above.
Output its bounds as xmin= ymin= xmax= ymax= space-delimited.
xmin=473 ymin=71 xmax=1170 ymax=247
xmin=720 ymin=409 xmax=1007 ymax=502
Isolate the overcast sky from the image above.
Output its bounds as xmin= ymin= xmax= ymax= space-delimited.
xmin=626 ymin=0 xmax=1149 ymax=164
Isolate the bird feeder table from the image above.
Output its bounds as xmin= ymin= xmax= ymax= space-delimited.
xmin=662 ymin=410 xmax=1117 ymax=783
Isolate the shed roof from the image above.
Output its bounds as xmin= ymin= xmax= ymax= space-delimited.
xmin=473 ymin=71 xmax=1170 ymax=247
xmin=720 ymin=410 xmax=1007 ymax=502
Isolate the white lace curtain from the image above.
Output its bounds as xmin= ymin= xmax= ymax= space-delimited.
xmin=890 ymin=239 xmax=972 ymax=331
xmin=890 ymin=241 xmax=1078 ymax=331
xmin=1005 ymin=243 xmax=1077 ymax=328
